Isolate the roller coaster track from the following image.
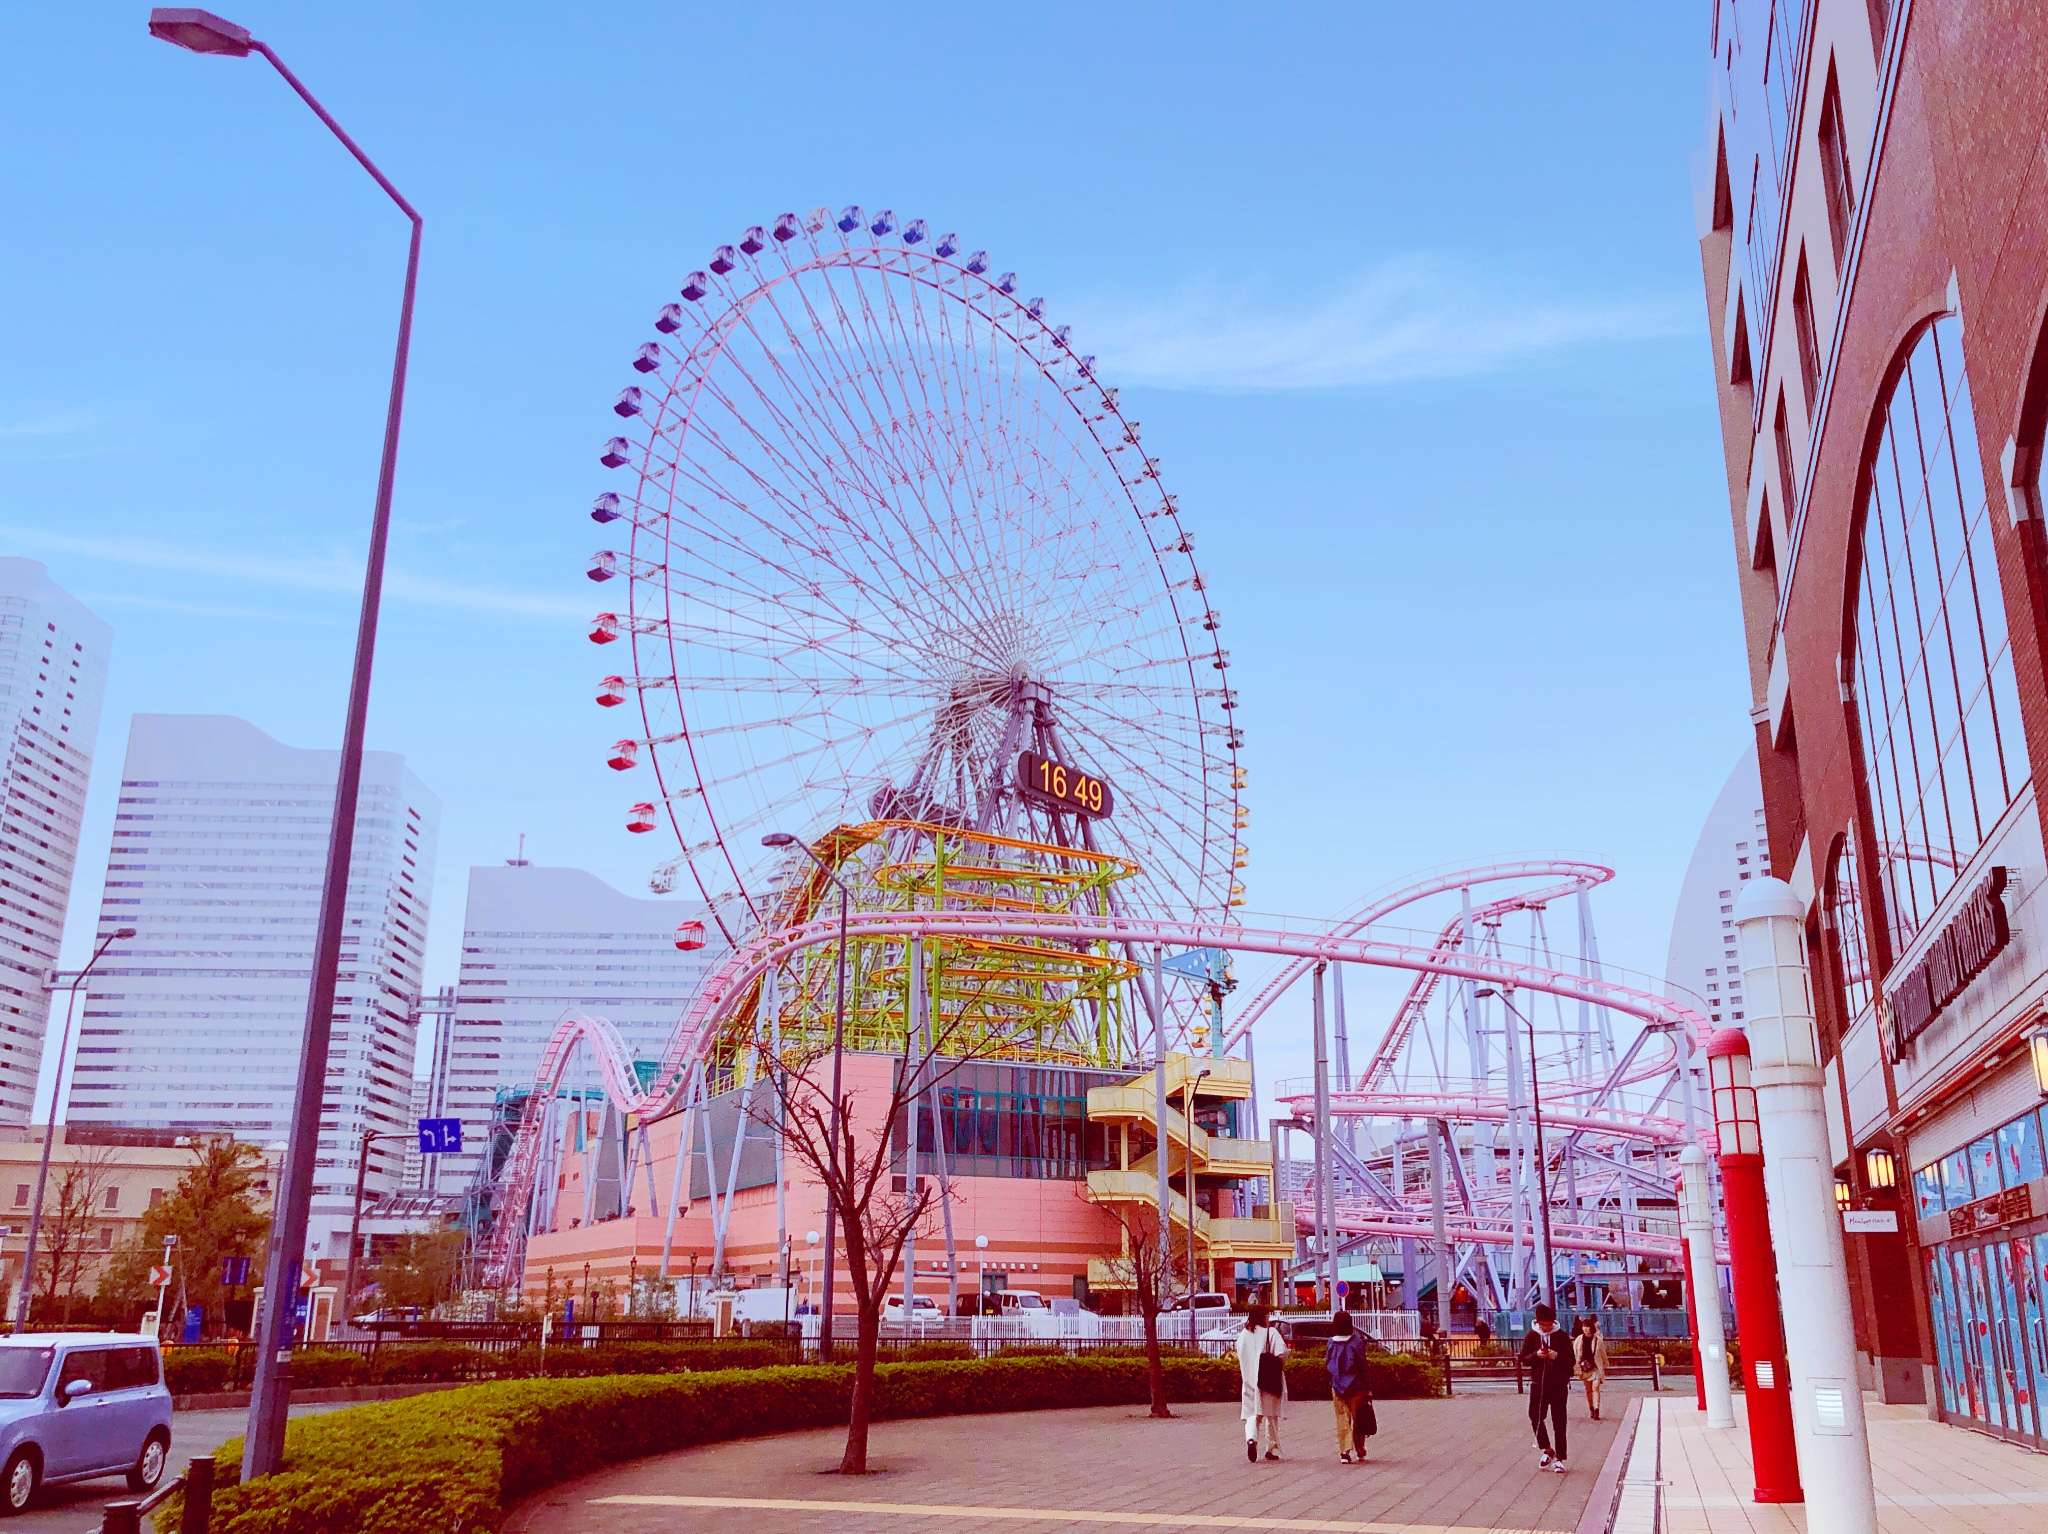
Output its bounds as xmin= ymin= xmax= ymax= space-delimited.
xmin=478 ymin=890 xmax=1711 ymax=1287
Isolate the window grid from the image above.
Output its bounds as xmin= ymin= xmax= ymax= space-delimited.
xmin=1854 ymin=315 xmax=2030 ymax=961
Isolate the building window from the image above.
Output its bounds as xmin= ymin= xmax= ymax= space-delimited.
xmin=1793 ymin=249 xmax=1821 ymax=411
xmin=1818 ymin=61 xmax=1855 ymax=268
xmin=10 ymin=1186 xmax=25 ymax=1209
xmin=1826 ymin=833 xmax=1874 ymax=1025
xmin=1775 ymin=390 xmax=1799 ymax=526
xmin=102 ymin=1187 xmax=118 ymax=1210
xmin=1851 ymin=315 xmax=2030 ymax=960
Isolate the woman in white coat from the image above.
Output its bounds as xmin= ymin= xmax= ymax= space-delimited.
xmin=1236 ymin=1302 xmax=1287 ymax=1461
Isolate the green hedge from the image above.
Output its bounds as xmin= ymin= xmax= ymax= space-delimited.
xmin=163 ymin=1340 xmax=808 ymax=1395
xmin=165 ymin=1351 xmax=1440 ymax=1533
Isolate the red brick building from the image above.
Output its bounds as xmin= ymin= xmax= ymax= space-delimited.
xmin=1700 ymin=0 xmax=2048 ymax=1444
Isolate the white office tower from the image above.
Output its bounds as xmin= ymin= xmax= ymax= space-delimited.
xmin=443 ymin=865 xmax=718 ymax=1192
xmin=1665 ymin=745 xmax=1771 ymax=1028
xmin=72 ymin=715 xmax=439 ymax=1258
xmin=0 ymin=561 xmax=111 ymax=1126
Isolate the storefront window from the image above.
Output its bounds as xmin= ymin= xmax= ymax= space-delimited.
xmin=1914 ymin=1161 xmax=1945 ymax=1220
xmin=1851 ymin=314 xmax=2031 ymax=962
xmin=2001 ymin=1115 xmax=2046 ymax=1188
xmin=1972 ymin=1135 xmax=2003 ymax=1197
xmin=1942 ymin=1148 xmax=1974 ymax=1208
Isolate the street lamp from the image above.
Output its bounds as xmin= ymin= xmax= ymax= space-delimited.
xmin=1677 ymin=1145 xmax=1735 ymax=1428
xmin=1184 ymin=1067 xmax=1211 ymax=1317
xmin=1477 ymin=987 xmax=1554 ymax=1310
xmin=763 ymin=831 xmax=850 ymax=1361
xmin=1732 ymin=878 xmax=1876 ymax=1533
xmin=149 ymin=6 xmax=425 ymax=1484
xmin=338 ymin=1129 xmax=416 ymax=1335
xmin=13 ymin=926 xmax=135 ymax=1334
xmin=1706 ymin=1026 xmax=1801 ymax=1500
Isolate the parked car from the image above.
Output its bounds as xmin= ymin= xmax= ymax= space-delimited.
xmin=0 ymin=1333 xmax=171 ymax=1515
xmin=1162 ymin=1293 xmax=1233 ymax=1316
xmin=882 ymin=1295 xmax=944 ymax=1325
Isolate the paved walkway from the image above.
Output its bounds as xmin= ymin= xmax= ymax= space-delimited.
xmin=507 ymin=1390 xmax=1633 ymax=1534
xmin=1657 ymin=1395 xmax=2048 ymax=1534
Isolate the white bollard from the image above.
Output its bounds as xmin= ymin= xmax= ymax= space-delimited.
xmin=1733 ymin=878 xmax=1877 ymax=1534
xmin=1679 ymin=1145 xmax=1735 ymax=1428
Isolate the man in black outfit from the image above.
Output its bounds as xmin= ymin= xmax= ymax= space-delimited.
xmin=1518 ymin=1302 xmax=1574 ymax=1472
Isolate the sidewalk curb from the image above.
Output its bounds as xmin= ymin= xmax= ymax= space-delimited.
xmin=1575 ymin=1395 xmax=1644 ymax=1534
xmin=174 ymin=1380 xmax=474 ymax=1412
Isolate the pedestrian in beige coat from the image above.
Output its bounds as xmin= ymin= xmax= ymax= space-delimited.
xmin=1574 ymin=1315 xmax=1611 ymax=1421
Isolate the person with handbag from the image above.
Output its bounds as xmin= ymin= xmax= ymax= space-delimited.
xmin=1236 ymin=1302 xmax=1287 ymax=1462
xmin=1573 ymin=1315 xmax=1610 ymax=1422
xmin=1323 ymin=1310 xmax=1377 ymax=1462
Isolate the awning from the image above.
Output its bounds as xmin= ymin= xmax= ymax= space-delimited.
xmin=1337 ymin=1262 xmax=1384 ymax=1283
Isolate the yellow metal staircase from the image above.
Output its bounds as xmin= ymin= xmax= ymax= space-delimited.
xmin=1084 ymin=1053 xmax=1295 ymax=1286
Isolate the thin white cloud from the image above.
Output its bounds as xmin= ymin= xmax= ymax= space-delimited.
xmin=0 ymin=526 xmax=586 ymax=622
xmin=1067 ymin=256 xmax=1692 ymax=391
xmin=0 ymin=411 xmax=98 ymax=439
xmin=79 ymin=591 xmax=339 ymax=626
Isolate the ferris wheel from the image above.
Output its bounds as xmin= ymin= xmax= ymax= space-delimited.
xmin=587 ymin=205 xmax=1245 ymax=944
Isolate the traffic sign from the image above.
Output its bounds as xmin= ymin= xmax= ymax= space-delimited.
xmin=417 ymin=1117 xmax=462 ymax=1154
xmin=149 ymin=1265 xmax=172 ymax=1288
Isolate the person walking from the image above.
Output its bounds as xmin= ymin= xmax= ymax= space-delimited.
xmin=1518 ymin=1302 xmax=1574 ymax=1473
xmin=1324 ymin=1311 xmax=1376 ymax=1463
xmin=1573 ymin=1314 xmax=1610 ymax=1422
xmin=1236 ymin=1303 xmax=1287 ymax=1462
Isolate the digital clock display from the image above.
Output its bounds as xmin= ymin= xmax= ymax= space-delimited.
xmin=1017 ymin=749 xmax=1115 ymax=818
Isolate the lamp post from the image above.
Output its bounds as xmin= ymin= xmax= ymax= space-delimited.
xmin=1731 ymin=880 xmax=1875 ymax=1532
xmin=148 ymin=6 xmax=424 ymax=1482
xmin=1480 ymin=988 xmax=1554 ymax=1309
xmin=1184 ymin=1067 xmax=1210 ymax=1314
xmin=1677 ymin=1145 xmax=1735 ymax=1428
xmin=337 ymin=1129 xmax=414 ymax=1335
xmin=1706 ymin=1026 xmax=1801 ymax=1498
xmin=13 ymin=926 xmax=135 ymax=1334
xmin=762 ymin=832 xmax=849 ymax=1362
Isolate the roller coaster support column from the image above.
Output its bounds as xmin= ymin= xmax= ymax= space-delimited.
xmin=1429 ymin=1120 xmax=1449 ymax=1337
xmin=1150 ymin=949 xmax=1170 ymax=1281
xmin=1708 ymin=1027 xmax=1800 ymax=1500
xmin=1738 ymin=877 xmax=1872 ymax=1522
xmin=1312 ymin=963 xmax=1333 ymax=1309
xmin=1679 ymin=1146 xmax=1734 ymax=1428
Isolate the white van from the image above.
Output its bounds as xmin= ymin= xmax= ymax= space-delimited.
xmin=718 ymin=1288 xmax=800 ymax=1327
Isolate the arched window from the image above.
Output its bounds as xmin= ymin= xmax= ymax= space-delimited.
xmin=1824 ymin=832 xmax=1873 ymax=1025
xmin=1852 ymin=314 xmax=2030 ymax=961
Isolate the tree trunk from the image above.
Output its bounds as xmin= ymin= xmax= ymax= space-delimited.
xmin=1141 ymin=1297 xmax=1172 ymax=1418
xmin=840 ymin=1303 xmax=882 ymax=1474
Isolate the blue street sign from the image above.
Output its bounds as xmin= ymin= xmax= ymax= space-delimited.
xmin=222 ymin=1254 xmax=250 ymax=1287
xmin=417 ymin=1117 xmax=462 ymax=1154
xmin=182 ymin=1305 xmax=204 ymax=1344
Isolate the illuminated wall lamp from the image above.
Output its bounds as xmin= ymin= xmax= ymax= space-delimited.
xmin=1834 ymin=1178 xmax=1853 ymax=1212
xmin=2031 ymin=1026 xmax=2048 ymax=1097
xmin=1864 ymin=1146 xmax=1898 ymax=1191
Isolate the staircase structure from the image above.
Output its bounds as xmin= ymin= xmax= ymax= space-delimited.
xmin=1084 ymin=1052 xmax=1295 ymax=1299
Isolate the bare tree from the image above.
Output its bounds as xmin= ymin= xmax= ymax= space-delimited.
xmin=1082 ymin=1189 xmax=1192 ymax=1419
xmin=36 ymin=1144 xmax=120 ymax=1323
xmin=752 ymin=991 xmax=996 ymax=1475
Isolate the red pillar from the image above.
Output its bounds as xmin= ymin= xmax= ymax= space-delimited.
xmin=1720 ymin=1151 xmax=1802 ymax=1503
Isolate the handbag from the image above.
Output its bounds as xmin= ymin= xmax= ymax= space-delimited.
xmin=1255 ymin=1330 xmax=1285 ymax=1395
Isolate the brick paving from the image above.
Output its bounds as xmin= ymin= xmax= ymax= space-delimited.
xmin=507 ymin=1388 xmax=1633 ymax=1533
xmin=1661 ymin=1396 xmax=2048 ymax=1534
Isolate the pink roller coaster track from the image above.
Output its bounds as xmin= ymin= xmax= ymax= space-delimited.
xmin=479 ymin=860 xmax=1711 ymax=1285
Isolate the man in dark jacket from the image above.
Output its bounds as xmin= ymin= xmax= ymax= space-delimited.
xmin=1518 ymin=1303 xmax=1574 ymax=1471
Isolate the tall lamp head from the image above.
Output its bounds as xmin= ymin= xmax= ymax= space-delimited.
xmin=147 ymin=8 xmax=253 ymax=55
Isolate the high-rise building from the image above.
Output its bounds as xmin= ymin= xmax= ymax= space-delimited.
xmin=71 ymin=715 xmax=439 ymax=1260
xmin=0 ymin=560 xmax=111 ymax=1127
xmin=1663 ymin=748 xmax=1770 ymax=1029
xmin=443 ymin=864 xmax=718 ymax=1193
xmin=1698 ymin=0 xmax=2048 ymax=1428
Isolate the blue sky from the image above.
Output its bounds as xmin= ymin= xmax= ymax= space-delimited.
xmin=1 ymin=5 xmax=1743 ymax=1103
